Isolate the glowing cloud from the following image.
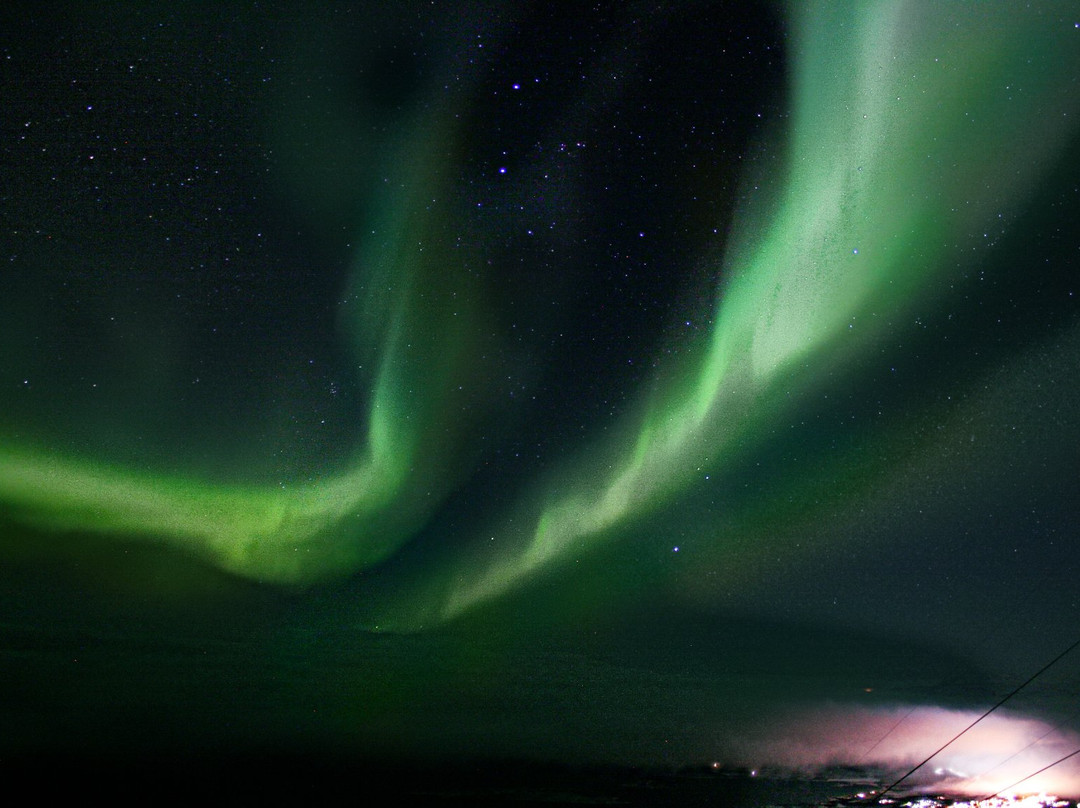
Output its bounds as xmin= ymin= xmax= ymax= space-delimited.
xmin=725 ymin=704 xmax=1080 ymax=800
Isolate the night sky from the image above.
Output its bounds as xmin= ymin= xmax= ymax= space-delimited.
xmin=2 ymin=1 xmax=1080 ymax=800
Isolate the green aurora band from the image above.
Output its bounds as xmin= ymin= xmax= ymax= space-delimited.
xmin=1 ymin=2 xmax=1077 ymax=627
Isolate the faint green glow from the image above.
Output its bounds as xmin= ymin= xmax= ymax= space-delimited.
xmin=424 ymin=0 xmax=1080 ymax=625
xmin=0 ymin=113 xmax=478 ymax=585
xmin=0 ymin=443 xmax=380 ymax=582
xmin=0 ymin=2 xmax=1076 ymax=620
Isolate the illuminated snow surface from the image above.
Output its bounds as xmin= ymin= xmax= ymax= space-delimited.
xmin=374 ymin=766 xmax=1080 ymax=808
xmin=841 ymin=792 xmax=1077 ymax=807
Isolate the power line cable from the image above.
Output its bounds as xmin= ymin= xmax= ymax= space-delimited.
xmin=874 ymin=635 xmax=1080 ymax=800
xmin=856 ymin=704 xmax=920 ymax=765
xmin=857 ymin=655 xmax=998 ymax=766
xmin=855 ymin=670 xmax=994 ymax=767
xmin=981 ymin=746 xmax=1080 ymax=802
xmin=970 ymin=703 xmax=1080 ymax=788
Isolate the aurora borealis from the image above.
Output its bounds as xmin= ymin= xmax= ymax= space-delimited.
xmin=2 ymin=1 xmax=1080 ymax=800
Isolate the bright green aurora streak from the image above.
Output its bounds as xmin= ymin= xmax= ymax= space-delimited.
xmin=1 ymin=2 xmax=1077 ymax=627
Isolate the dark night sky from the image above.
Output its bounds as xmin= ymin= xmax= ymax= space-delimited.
xmin=1 ymin=1 xmax=1079 ymax=800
